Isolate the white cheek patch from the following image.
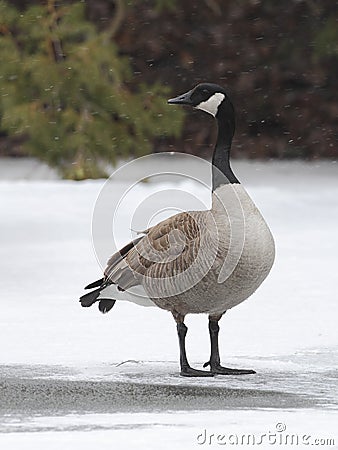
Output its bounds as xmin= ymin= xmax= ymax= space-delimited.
xmin=196 ymin=92 xmax=225 ymax=117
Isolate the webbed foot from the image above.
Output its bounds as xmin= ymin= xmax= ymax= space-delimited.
xmin=203 ymin=361 xmax=256 ymax=375
xmin=181 ymin=365 xmax=215 ymax=377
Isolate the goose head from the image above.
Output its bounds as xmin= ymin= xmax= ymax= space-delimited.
xmin=168 ymin=83 xmax=238 ymax=188
xmin=168 ymin=83 xmax=229 ymax=118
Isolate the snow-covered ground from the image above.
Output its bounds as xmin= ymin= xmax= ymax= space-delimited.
xmin=0 ymin=157 xmax=337 ymax=449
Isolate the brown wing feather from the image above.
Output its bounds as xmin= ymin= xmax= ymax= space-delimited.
xmin=104 ymin=211 xmax=206 ymax=292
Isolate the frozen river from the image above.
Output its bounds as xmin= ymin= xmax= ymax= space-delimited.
xmin=0 ymin=157 xmax=337 ymax=448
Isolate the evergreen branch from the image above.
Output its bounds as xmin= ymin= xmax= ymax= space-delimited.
xmin=104 ymin=0 xmax=126 ymax=42
xmin=47 ymin=0 xmax=65 ymax=62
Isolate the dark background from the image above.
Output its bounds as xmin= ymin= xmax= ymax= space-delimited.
xmin=1 ymin=0 xmax=337 ymax=167
xmin=91 ymin=0 xmax=337 ymax=159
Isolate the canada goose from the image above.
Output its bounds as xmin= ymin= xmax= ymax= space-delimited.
xmin=80 ymin=83 xmax=275 ymax=377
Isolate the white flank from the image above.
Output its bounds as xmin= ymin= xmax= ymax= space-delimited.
xmin=196 ymin=92 xmax=225 ymax=116
xmin=98 ymin=284 xmax=156 ymax=308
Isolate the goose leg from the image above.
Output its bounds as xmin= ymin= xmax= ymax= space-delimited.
xmin=204 ymin=315 xmax=256 ymax=375
xmin=174 ymin=313 xmax=214 ymax=377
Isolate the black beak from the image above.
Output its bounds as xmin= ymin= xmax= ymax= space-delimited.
xmin=168 ymin=89 xmax=194 ymax=106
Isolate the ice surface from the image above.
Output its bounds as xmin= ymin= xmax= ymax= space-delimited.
xmin=0 ymin=158 xmax=337 ymax=449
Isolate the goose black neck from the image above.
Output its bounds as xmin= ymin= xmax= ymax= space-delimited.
xmin=212 ymin=98 xmax=239 ymax=191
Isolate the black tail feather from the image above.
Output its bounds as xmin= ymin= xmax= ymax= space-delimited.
xmin=79 ymin=287 xmax=102 ymax=307
xmin=98 ymin=299 xmax=116 ymax=314
xmin=80 ymin=280 xmax=115 ymax=313
xmin=80 ymin=236 xmax=142 ymax=309
xmin=85 ymin=278 xmax=104 ymax=289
